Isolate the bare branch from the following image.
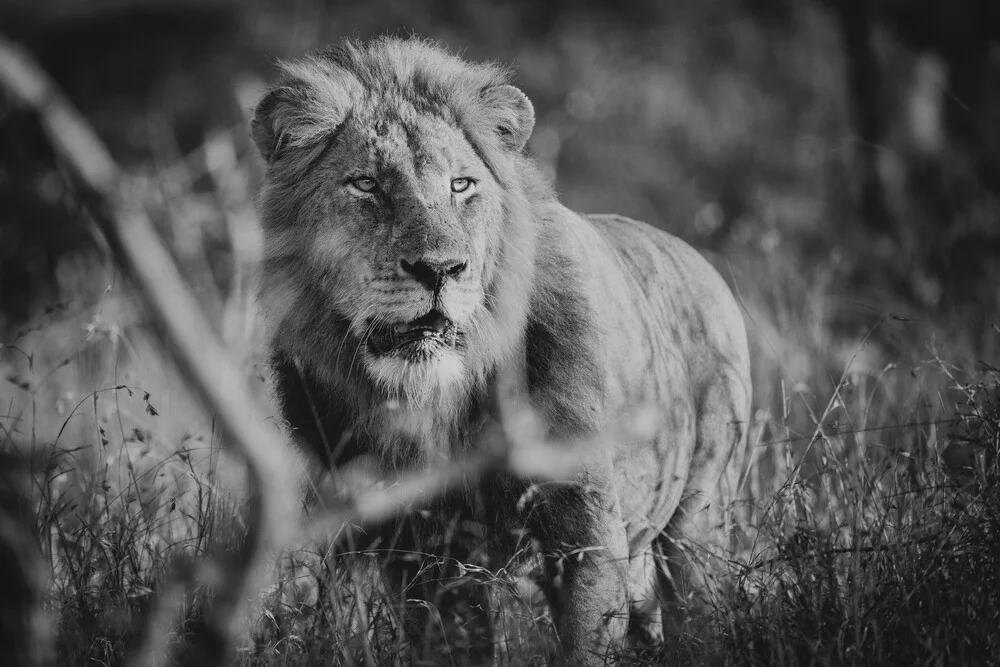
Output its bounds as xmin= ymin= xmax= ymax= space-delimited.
xmin=0 ymin=34 xmax=297 ymax=667
xmin=0 ymin=33 xmax=662 ymax=666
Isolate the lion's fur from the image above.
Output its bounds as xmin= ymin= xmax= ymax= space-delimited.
xmin=252 ymin=36 xmax=751 ymax=664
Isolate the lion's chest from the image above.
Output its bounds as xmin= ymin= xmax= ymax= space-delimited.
xmin=363 ymin=397 xmax=489 ymax=469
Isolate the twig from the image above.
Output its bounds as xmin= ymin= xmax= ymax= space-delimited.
xmin=305 ymin=401 xmax=661 ymax=549
xmin=0 ymin=34 xmax=298 ymax=667
xmin=0 ymin=33 xmax=612 ymax=666
xmin=735 ymin=533 xmax=944 ymax=573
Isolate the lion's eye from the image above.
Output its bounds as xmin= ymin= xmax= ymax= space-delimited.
xmin=451 ymin=177 xmax=474 ymax=194
xmin=350 ymin=177 xmax=377 ymax=193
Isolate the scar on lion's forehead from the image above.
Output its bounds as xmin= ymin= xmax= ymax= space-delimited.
xmin=360 ymin=114 xmax=464 ymax=177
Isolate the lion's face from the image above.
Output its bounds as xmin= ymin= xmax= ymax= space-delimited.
xmin=309 ymin=114 xmax=503 ymax=393
xmin=253 ymin=41 xmax=536 ymax=405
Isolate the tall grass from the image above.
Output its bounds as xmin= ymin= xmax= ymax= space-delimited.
xmin=4 ymin=135 xmax=998 ymax=664
xmin=9 ymin=300 xmax=999 ymax=666
xmin=715 ymin=360 xmax=1000 ymax=666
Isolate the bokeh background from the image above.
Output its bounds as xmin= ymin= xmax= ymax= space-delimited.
xmin=4 ymin=0 xmax=1000 ymax=372
xmin=1 ymin=0 xmax=999 ymax=664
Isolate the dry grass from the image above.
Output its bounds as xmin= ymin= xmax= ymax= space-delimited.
xmin=6 ymin=237 xmax=999 ymax=666
xmin=3 ymin=123 xmax=997 ymax=665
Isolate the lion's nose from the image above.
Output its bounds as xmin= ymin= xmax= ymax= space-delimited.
xmin=399 ymin=257 xmax=468 ymax=290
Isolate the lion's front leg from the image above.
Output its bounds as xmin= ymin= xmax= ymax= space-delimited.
xmin=535 ymin=487 xmax=631 ymax=665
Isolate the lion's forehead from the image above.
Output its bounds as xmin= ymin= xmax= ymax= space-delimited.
xmin=346 ymin=109 xmax=480 ymax=187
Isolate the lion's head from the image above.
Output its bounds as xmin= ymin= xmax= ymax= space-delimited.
xmin=252 ymin=39 xmax=542 ymax=413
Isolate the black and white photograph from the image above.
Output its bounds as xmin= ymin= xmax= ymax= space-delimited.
xmin=1 ymin=1 xmax=999 ymax=665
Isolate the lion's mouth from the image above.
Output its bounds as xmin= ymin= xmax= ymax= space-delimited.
xmin=367 ymin=309 xmax=459 ymax=358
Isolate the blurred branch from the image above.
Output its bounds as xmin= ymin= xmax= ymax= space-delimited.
xmin=0 ymin=31 xmax=660 ymax=666
xmin=0 ymin=33 xmax=296 ymax=666
xmin=307 ymin=406 xmax=659 ymax=549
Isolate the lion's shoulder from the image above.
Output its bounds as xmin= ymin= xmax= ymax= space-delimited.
xmin=523 ymin=234 xmax=604 ymax=435
xmin=524 ymin=210 xmax=749 ymax=426
xmin=585 ymin=213 xmax=748 ymax=356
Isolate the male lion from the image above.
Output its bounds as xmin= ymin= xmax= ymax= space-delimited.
xmin=251 ymin=37 xmax=751 ymax=664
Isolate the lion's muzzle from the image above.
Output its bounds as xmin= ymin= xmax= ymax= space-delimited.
xmin=368 ymin=308 xmax=460 ymax=360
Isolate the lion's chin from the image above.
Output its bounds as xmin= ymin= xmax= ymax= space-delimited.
xmin=364 ymin=347 xmax=465 ymax=406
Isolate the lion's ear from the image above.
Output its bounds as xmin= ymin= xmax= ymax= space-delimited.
xmin=252 ymin=64 xmax=353 ymax=163
xmin=250 ymin=85 xmax=307 ymax=162
xmin=251 ymin=88 xmax=287 ymax=163
xmin=481 ymin=84 xmax=535 ymax=152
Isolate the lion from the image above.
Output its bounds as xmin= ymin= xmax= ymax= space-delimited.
xmin=250 ymin=36 xmax=751 ymax=665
